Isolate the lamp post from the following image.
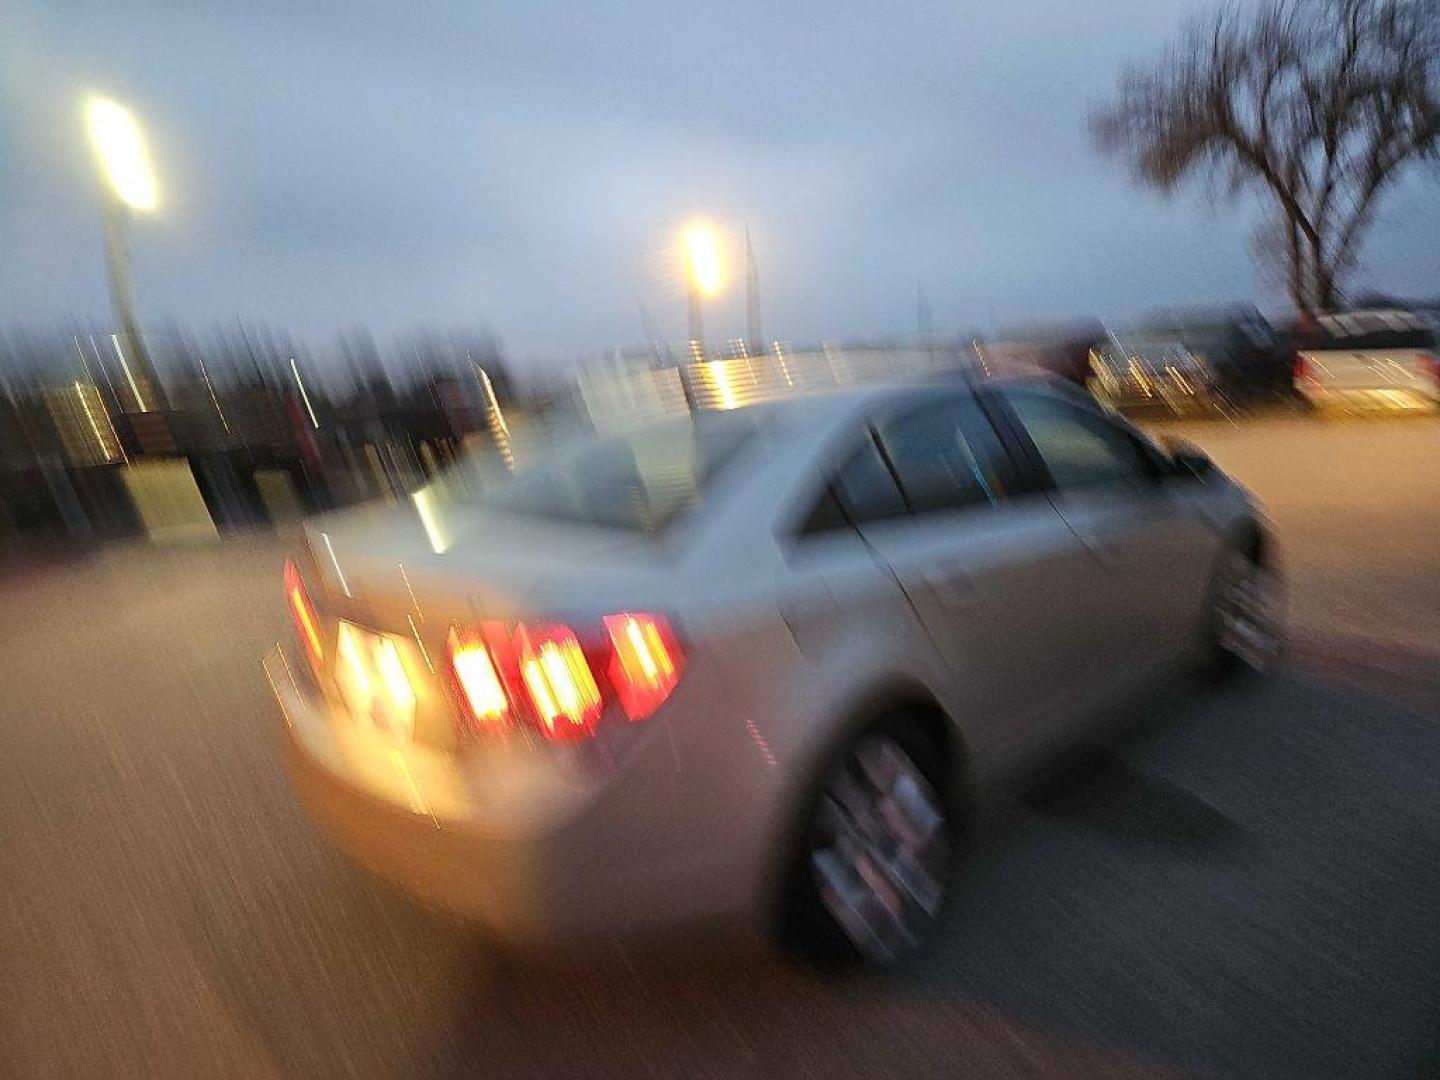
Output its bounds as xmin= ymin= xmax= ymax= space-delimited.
xmin=681 ymin=222 xmax=723 ymax=353
xmin=85 ymin=95 xmax=165 ymax=413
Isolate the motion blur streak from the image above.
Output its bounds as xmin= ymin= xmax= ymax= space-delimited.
xmin=319 ymin=532 xmax=351 ymax=597
xmin=289 ymin=583 xmax=323 ymax=662
xmin=110 ymin=332 xmax=147 ymax=412
xmin=411 ymin=488 xmax=449 ymax=555
xmin=284 ymin=558 xmax=324 ymax=663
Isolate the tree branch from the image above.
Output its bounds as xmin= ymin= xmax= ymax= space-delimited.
xmin=1090 ymin=0 xmax=1440 ymax=313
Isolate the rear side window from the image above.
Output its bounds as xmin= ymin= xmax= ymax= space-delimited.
xmin=437 ymin=411 xmax=759 ymax=534
xmin=874 ymin=398 xmax=1005 ymax=513
xmin=1002 ymin=390 xmax=1157 ymax=490
xmin=831 ymin=438 xmax=908 ymax=524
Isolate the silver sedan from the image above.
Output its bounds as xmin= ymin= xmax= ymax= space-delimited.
xmin=266 ymin=373 xmax=1282 ymax=964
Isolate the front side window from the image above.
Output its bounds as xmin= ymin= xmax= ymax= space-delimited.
xmin=801 ymin=395 xmax=1011 ymax=534
xmin=830 ymin=437 xmax=908 ymax=524
xmin=1002 ymin=390 xmax=1156 ymax=490
xmin=874 ymin=398 xmax=1004 ymax=513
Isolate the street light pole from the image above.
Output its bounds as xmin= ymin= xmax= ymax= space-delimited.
xmin=100 ymin=194 xmax=161 ymax=411
xmin=687 ymin=280 xmax=704 ymax=350
xmin=86 ymin=95 xmax=165 ymax=413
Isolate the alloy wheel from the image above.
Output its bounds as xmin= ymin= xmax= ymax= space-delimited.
xmin=1216 ymin=550 xmax=1283 ymax=672
xmin=808 ymin=734 xmax=950 ymax=964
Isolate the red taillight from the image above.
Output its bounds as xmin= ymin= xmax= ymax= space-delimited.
xmin=1292 ymin=351 xmax=1312 ymax=383
xmin=446 ymin=613 xmax=684 ymax=742
xmin=284 ymin=558 xmax=325 ymax=664
xmin=449 ymin=628 xmax=509 ymax=733
xmin=1419 ymin=353 xmax=1440 ymax=384
xmin=516 ymin=623 xmax=604 ymax=740
xmin=604 ymin=612 xmax=684 ymax=720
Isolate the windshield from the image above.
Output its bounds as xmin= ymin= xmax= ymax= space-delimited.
xmin=1137 ymin=309 xmax=1275 ymax=351
xmin=432 ymin=411 xmax=762 ymax=535
xmin=1308 ymin=311 xmax=1435 ymax=351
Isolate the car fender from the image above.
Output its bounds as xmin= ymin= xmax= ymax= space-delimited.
xmin=750 ymin=633 xmax=971 ymax=933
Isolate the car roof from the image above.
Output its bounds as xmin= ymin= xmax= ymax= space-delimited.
xmin=1316 ymin=308 xmax=1429 ymax=332
xmin=689 ymin=365 xmax=1063 ymax=430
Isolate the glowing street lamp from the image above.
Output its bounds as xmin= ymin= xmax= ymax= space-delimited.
xmin=84 ymin=94 xmax=165 ymax=413
xmin=86 ymin=97 xmax=159 ymax=212
xmin=681 ymin=222 xmax=723 ymax=349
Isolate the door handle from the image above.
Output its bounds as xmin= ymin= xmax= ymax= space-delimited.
xmin=1084 ymin=537 xmax=1123 ymax=568
xmin=778 ymin=592 xmax=837 ymax=632
xmin=922 ymin=565 xmax=981 ymax=609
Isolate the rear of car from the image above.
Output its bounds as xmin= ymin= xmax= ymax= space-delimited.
xmin=979 ymin=320 xmax=1108 ymax=385
xmin=267 ymin=378 xmax=1272 ymax=962
xmin=1293 ymin=310 xmax=1440 ymax=412
xmin=268 ymin=410 xmax=812 ymax=941
xmin=1094 ymin=307 xmax=1290 ymax=415
xmin=1087 ymin=336 xmax=1220 ymax=415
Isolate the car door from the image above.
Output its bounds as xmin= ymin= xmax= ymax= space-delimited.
xmin=990 ymin=386 xmax=1219 ymax=686
xmin=839 ymin=391 xmax=1105 ymax=762
xmin=776 ymin=429 xmax=919 ymax=666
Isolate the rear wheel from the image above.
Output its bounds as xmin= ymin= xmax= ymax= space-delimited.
xmin=784 ymin=719 xmax=954 ymax=966
xmin=1212 ymin=546 xmax=1284 ymax=673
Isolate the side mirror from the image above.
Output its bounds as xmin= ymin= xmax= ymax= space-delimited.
xmin=1162 ymin=437 xmax=1215 ymax=481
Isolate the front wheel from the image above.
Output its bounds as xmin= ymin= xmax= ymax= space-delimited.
xmin=1211 ymin=547 xmax=1285 ymax=674
xmin=785 ymin=720 xmax=954 ymax=966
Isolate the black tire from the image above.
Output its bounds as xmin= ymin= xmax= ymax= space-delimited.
xmin=1207 ymin=541 xmax=1284 ymax=677
xmin=779 ymin=714 xmax=956 ymax=967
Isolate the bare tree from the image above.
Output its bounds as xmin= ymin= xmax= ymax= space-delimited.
xmin=1091 ymin=0 xmax=1440 ymax=315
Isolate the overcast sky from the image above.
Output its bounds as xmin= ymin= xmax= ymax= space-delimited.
xmin=2 ymin=1 xmax=1437 ymax=366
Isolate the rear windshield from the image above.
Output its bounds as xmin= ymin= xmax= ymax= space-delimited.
xmin=1305 ymin=311 xmax=1435 ymax=351
xmin=1137 ymin=311 xmax=1275 ymax=351
xmin=436 ymin=412 xmax=761 ymax=535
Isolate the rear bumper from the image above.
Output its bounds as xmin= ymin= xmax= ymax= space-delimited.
xmin=1296 ymin=383 xmax=1440 ymax=411
xmin=1088 ymin=378 xmax=1220 ymax=415
xmin=280 ymin=718 xmax=556 ymax=934
xmin=266 ymin=646 xmax=760 ymax=943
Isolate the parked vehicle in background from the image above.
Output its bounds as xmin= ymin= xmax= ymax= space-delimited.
xmin=1090 ymin=306 xmax=1290 ymax=415
xmin=978 ymin=319 xmax=1108 ymax=385
xmin=1086 ymin=334 xmax=1221 ymax=415
xmin=268 ymin=372 xmax=1281 ymax=966
xmin=1293 ymin=309 xmax=1440 ymax=412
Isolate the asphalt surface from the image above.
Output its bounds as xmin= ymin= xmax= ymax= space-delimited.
xmin=2 ymin=415 xmax=1438 ymax=1079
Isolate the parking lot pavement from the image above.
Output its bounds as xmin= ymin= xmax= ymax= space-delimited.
xmin=0 ymin=414 xmax=1437 ymax=1078
xmin=1145 ymin=413 xmax=1440 ymax=653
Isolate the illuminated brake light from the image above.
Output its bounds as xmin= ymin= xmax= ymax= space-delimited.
xmin=604 ymin=613 xmax=683 ymax=720
xmin=333 ymin=621 xmax=417 ymax=739
xmin=449 ymin=630 xmax=510 ymax=730
xmin=283 ymin=558 xmax=324 ymax=664
xmin=516 ymin=624 xmax=603 ymax=740
xmin=375 ymin=637 xmax=415 ymax=717
xmin=447 ymin=613 xmax=684 ymax=743
xmin=336 ymin=620 xmax=372 ymax=715
xmin=1293 ymin=351 xmax=1332 ymax=387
